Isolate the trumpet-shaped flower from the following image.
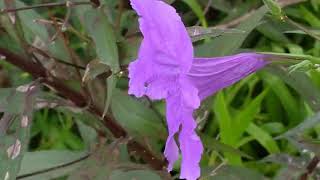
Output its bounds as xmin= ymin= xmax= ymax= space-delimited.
xmin=128 ymin=0 xmax=270 ymax=179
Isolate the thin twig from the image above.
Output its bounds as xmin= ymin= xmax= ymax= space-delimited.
xmin=300 ymin=156 xmax=320 ymax=180
xmin=0 ymin=1 xmax=91 ymax=14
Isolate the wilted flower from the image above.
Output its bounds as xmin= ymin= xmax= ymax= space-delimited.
xmin=128 ymin=0 xmax=269 ymax=179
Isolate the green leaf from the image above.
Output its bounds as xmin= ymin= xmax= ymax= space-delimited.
xmin=84 ymin=9 xmax=119 ymax=71
xmin=82 ymin=60 xmax=110 ymax=83
xmin=262 ymin=0 xmax=283 ymax=18
xmin=111 ymin=89 xmax=166 ymax=139
xmin=187 ymin=26 xmax=245 ymax=42
xmin=263 ymin=153 xmax=306 ymax=179
xmin=104 ymin=75 xmax=116 ymax=117
xmin=256 ymin=22 xmax=290 ymax=43
xmin=213 ymin=92 xmax=233 ymax=145
xmin=263 ymin=153 xmax=305 ymax=168
xmin=182 ymin=0 xmax=208 ymax=27
xmin=203 ymin=165 xmax=267 ymax=180
xmin=299 ymin=5 xmax=320 ymax=27
xmin=109 ymin=170 xmax=161 ymax=180
xmin=280 ymin=111 xmax=320 ymax=138
xmin=246 ymin=123 xmax=280 ymax=153
xmin=289 ymin=136 xmax=320 ymax=156
xmin=261 ymin=71 xmax=302 ymax=125
xmin=195 ymin=6 xmax=268 ymax=56
xmin=202 ymin=134 xmax=252 ymax=159
xmin=213 ymin=92 xmax=241 ymax=165
xmin=265 ymin=66 xmax=320 ymax=111
xmin=261 ymin=122 xmax=286 ymax=135
xmin=76 ymin=120 xmax=97 ymax=148
xmin=311 ymin=0 xmax=320 ymax=11
xmin=233 ymin=88 xmax=269 ymax=138
xmin=0 ymin=0 xmax=70 ymax=61
xmin=18 ymin=150 xmax=88 ymax=180
xmin=0 ymin=83 xmax=38 ymax=180
xmin=84 ymin=8 xmax=120 ymax=122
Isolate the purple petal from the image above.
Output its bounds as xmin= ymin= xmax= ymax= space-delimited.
xmin=128 ymin=38 xmax=154 ymax=97
xmin=164 ymin=95 xmax=182 ymax=171
xmin=128 ymin=0 xmax=194 ymax=101
xmin=164 ymin=93 xmax=202 ymax=176
xmin=187 ymin=53 xmax=269 ymax=100
xmin=179 ymin=108 xmax=203 ymax=180
xmin=180 ymin=76 xmax=200 ymax=108
xmin=129 ymin=0 xmax=193 ymax=72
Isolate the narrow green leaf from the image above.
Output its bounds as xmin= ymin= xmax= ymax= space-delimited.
xmin=182 ymin=0 xmax=208 ymax=27
xmin=261 ymin=71 xmax=301 ymax=125
xmin=233 ymin=88 xmax=269 ymax=138
xmin=265 ymin=66 xmax=320 ymax=111
xmin=246 ymin=123 xmax=280 ymax=153
xmin=213 ymin=92 xmax=232 ymax=145
xmin=256 ymin=22 xmax=290 ymax=43
xmin=299 ymin=5 xmax=320 ymax=27
xmin=213 ymin=92 xmax=242 ymax=165
xmin=84 ymin=9 xmax=119 ymax=71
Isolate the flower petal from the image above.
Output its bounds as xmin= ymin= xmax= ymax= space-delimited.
xmin=188 ymin=53 xmax=268 ymax=99
xmin=180 ymin=76 xmax=200 ymax=108
xmin=164 ymin=95 xmax=183 ymax=171
xmin=179 ymin=107 xmax=203 ymax=180
xmin=130 ymin=0 xmax=193 ymax=73
xmin=128 ymin=39 xmax=154 ymax=97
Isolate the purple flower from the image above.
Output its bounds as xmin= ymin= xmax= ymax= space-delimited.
xmin=128 ymin=0 xmax=269 ymax=179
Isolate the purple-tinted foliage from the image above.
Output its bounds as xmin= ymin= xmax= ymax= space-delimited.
xmin=128 ymin=0 xmax=269 ymax=180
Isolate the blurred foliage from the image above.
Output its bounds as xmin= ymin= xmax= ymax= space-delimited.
xmin=0 ymin=0 xmax=320 ymax=180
